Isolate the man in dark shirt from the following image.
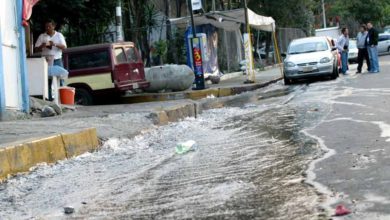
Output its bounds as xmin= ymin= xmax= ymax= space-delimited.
xmin=366 ymin=22 xmax=380 ymax=73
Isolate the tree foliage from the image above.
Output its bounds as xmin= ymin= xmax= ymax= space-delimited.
xmin=325 ymin=0 xmax=390 ymax=27
xmin=31 ymin=0 xmax=116 ymax=46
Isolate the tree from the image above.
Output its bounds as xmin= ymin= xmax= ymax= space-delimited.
xmin=31 ymin=0 xmax=116 ymax=46
xmin=326 ymin=0 xmax=390 ymax=27
xmin=123 ymin=0 xmax=159 ymax=66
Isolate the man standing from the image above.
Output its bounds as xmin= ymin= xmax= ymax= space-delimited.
xmin=35 ymin=20 xmax=67 ymax=67
xmin=35 ymin=20 xmax=67 ymax=100
xmin=356 ymin=25 xmax=370 ymax=73
xmin=366 ymin=22 xmax=380 ymax=73
xmin=337 ymin=27 xmax=349 ymax=74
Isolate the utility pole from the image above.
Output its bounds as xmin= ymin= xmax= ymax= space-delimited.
xmin=243 ymin=0 xmax=255 ymax=83
xmin=188 ymin=0 xmax=205 ymax=90
xmin=116 ymin=0 xmax=124 ymax=42
xmin=321 ymin=0 xmax=327 ymax=28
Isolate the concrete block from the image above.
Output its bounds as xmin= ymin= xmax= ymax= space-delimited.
xmin=0 ymin=135 xmax=66 ymax=180
xmin=187 ymin=88 xmax=219 ymax=100
xmin=62 ymin=128 xmax=99 ymax=158
xmin=0 ymin=149 xmax=11 ymax=180
xmin=218 ymin=88 xmax=232 ymax=97
xmin=163 ymin=103 xmax=196 ymax=122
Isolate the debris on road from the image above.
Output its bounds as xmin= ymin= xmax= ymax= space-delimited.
xmin=175 ymin=140 xmax=197 ymax=155
xmin=334 ymin=204 xmax=351 ymax=216
xmin=64 ymin=206 xmax=75 ymax=214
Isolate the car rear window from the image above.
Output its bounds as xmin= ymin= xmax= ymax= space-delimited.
xmin=68 ymin=50 xmax=110 ymax=70
xmin=114 ymin=48 xmax=127 ymax=64
xmin=288 ymin=40 xmax=328 ymax=54
xmin=125 ymin=47 xmax=139 ymax=62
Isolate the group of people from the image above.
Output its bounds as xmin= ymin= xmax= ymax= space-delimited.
xmin=337 ymin=22 xmax=380 ymax=74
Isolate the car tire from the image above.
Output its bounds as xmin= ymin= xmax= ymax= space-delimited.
xmin=75 ymin=88 xmax=93 ymax=105
xmin=331 ymin=62 xmax=339 ymax=79
xmin=284 ymin=77 xmax=292 ymax=85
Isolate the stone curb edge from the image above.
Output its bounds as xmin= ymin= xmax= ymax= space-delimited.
xmin=122 ymin=77 xmax=283 ymax=104
xmin=150 ymin=77 xmax=283 ymax=125
xmin=0 ymin=128 xmax=99 ymax=181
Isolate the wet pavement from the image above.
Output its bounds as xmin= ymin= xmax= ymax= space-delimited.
xmin=0 ymin=56 xmax=390 ymax=219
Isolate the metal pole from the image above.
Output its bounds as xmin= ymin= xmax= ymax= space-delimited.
xmin=116 ymin=0 xmax=124 ymax=42
xmin=321 ymin=0 xmax=327 ymax=28
xmin=244 ymin=0 xmax=255 ymax=83
xmin=189 ymin=0 xmax=196 ymax=36
xmin=188 ymin=0 xmax=205 ymax=90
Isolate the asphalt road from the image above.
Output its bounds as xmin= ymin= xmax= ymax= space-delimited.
xmin=0 ymin=55 xmax=389 ymax=219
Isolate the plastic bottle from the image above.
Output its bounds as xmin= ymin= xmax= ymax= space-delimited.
xmin=175 ymin=140 xmax=197 ymax=154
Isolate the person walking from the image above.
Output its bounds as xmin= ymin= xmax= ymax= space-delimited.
xmin=356 ymin=25 xmax=370 ymax=73
xmin=337 ymin=27 xmax=349 ymax=74
xmin=366 ymin=22 xmax=380 ymax=73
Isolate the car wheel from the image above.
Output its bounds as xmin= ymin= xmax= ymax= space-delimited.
xmin=75 ymin=88 xmax=93 ymax=105
xmin=331 ymin=62 xmax=339 ymax=79
xmin=284 ymin=77 xmax=292 ymax=85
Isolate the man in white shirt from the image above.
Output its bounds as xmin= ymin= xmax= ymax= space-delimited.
xmin=35 ymin=20 xmax=67 ymax=67
xmin=35 ymin=20 xmax=67 ymax=99
xmin=336 ymin=27 xmax=349 ymax=74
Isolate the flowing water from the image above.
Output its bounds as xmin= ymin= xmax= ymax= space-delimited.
xmin=0 ymin=81 xmax=342 ymax=219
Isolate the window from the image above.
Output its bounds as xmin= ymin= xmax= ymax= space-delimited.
xmin=115 ymin=48 xmax=127 ymax=63
xmin=68 ymin=50 xmax=110 ymax=70
xmin=125 ymin=47 xmax=139 ymax=63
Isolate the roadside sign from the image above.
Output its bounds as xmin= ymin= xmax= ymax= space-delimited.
xmin=191 ymin=0 xmax=202 ymax=11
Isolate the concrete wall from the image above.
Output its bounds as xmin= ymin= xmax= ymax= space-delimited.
xmin=0 ymin=0 xmax=30 ymax=120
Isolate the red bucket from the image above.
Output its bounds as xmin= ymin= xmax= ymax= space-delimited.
xmin=59 ymin=87 xmax=75 ymax=105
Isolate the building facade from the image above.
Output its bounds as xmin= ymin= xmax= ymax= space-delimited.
xmin=0 ymin=0 xmax=29 ymax=120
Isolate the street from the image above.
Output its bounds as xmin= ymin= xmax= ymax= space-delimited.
xmin=0 ymin=55 xmax=390 ymax=219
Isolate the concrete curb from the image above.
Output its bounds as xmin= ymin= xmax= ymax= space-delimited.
xmin=122 ymin=77 xmax=283 ymax=104
xmin=219 ymin=64 xmax=282 ymax=82
xmin=0 ymin=128 xmax=98 ymax=181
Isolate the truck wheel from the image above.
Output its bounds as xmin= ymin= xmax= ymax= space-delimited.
xmin=75 ymin=88 xmax=93 ymax=105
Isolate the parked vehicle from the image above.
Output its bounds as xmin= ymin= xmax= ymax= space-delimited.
xmin=257 ymin=46 xmax=274 ymax=59
xmin=282 ymin=37 xmax=339 ymax=85
xmin=315 ymin=27 xmax=341 ymax=40
xmin=63 ymin=42 xmax=149 ymax=105
xmin=378 ymin=33 xmax=390 ymax=54
xmin=348 ymin=40 xmax=358 ymax=63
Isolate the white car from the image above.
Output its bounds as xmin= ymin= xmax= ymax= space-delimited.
xmin=283 ymin=37 xmax=339 ymax=85
xmin=378 ymin=33 xmax=390 ymax=54
xmin=348 ymin=40 xmax=358 ymax=63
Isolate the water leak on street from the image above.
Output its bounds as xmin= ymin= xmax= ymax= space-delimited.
xmin=0 ymin=82 xmax=339 ymax=219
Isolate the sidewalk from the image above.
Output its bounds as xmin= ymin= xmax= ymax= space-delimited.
xmin=0 ymin=67 xmax=282 ymax=180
